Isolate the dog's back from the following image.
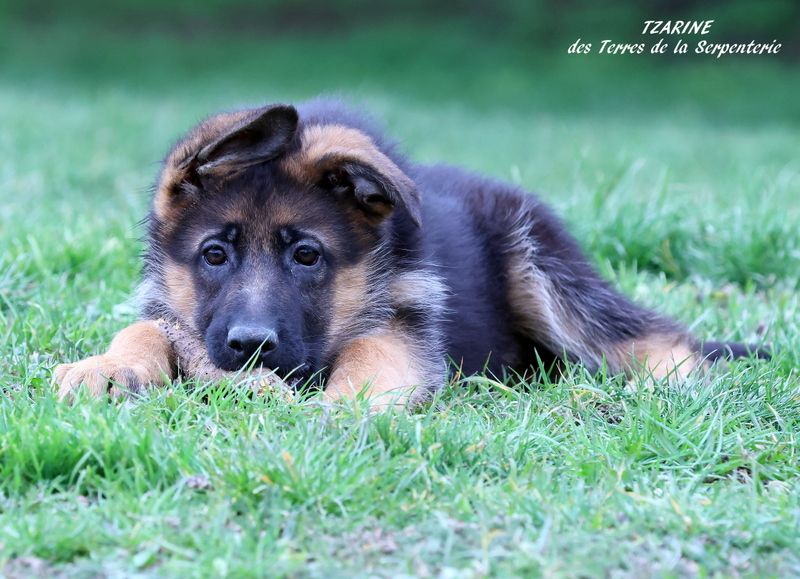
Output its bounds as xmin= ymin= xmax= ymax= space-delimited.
xmin=411 ymin=159 xmax=768 ymax=378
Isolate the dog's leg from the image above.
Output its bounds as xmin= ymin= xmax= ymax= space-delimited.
xmin=54 ymin=320 xmax=176 ymax=400
xmin=504 ymin=198 xmax=708 ymax=381
xmin=507 ymin=252 xmax=706 ymax=379
xmin=611 ymin=332 xmax=704 ymax=380
xmin=324 ymin=328 xmax=427 ymax=409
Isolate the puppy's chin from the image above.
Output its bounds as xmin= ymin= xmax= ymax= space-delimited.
xmin=207 ymin=347 xmax=313 ymax=383
xmin=278 ymin=362 xmax=314 ymax=385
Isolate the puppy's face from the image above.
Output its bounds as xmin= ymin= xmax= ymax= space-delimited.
xmin=149 ymin=104 xmax=420 ymax=380
xmin=168 ymin=168 xmax=365 ymax=378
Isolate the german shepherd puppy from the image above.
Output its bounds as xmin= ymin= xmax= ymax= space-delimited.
xmin=54 ymin=99 xmax=768 ymax=406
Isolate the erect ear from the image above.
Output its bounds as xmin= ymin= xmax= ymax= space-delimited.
xmin=319 ymin=158 xmax=422 ymax=227
xmin=189 ymin=104 xmax=299 ymax=177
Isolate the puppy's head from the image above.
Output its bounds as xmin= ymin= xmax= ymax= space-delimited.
xmin=147 ymin=104 xmax=419 ymax=380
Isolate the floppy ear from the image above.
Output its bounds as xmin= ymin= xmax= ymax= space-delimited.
xmin=320 ymin=158 xmax=422 ymax=227
xmin=190 ymin=105 xmax=298 ymax=177
xmin=155 ymin=105 xmax=299 ymax=224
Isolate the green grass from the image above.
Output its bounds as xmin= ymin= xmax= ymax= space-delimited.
xmin=1 ymin=15 xmax=799 ymax=577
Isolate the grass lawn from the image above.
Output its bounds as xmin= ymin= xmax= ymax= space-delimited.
xmin=1 ymin=15 xmax=799 ymax=577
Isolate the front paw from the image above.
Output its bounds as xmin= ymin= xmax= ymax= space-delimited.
xmin=53 ymin=355 xmax=158 ymax=401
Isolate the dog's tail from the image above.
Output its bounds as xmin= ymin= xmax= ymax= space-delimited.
xmin=700 ymin=340 xmax=771 ymax=363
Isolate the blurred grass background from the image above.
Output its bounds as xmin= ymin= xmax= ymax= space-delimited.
xmin=1 ymin=1 xmax=799 ymax=575
xmin=2 ymin=0 xmax=800 ymax=116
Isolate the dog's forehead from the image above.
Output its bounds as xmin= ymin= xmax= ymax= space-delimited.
xmin=228 ymin=184 xmax=343 ymax=247
xmin=178 ymin=177 xmax=346 ymax=254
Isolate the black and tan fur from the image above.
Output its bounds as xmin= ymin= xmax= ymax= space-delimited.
xmin=54 ymin=98 xmax=768 ymax=406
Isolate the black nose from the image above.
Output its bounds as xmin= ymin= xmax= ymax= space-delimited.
xmin=226 ymin=325 xmax=279 ymax=361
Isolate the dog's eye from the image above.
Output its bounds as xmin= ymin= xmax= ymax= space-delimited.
xmin=293 ymin=246 xmax=320 ymax=266
xmin=203 ymin=245 xmax=228 ymax=266
xmin=322 ymin=170 xmax=348 ymax=191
